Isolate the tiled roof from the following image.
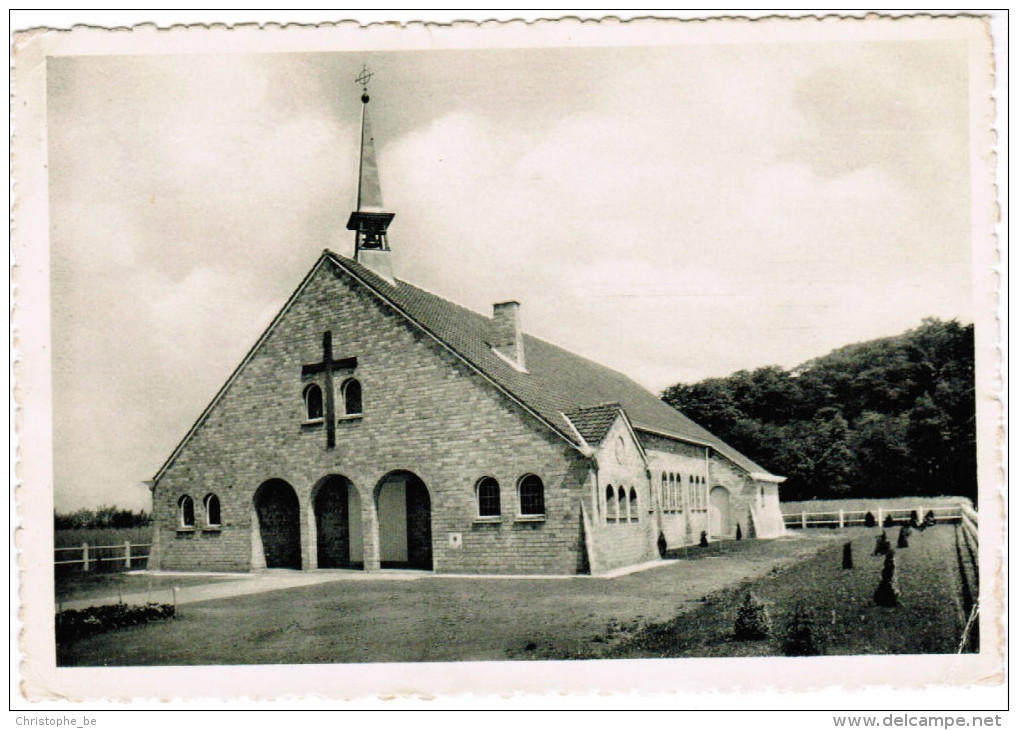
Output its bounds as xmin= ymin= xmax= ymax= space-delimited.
xmin=326 ymin=251 xmax=776 ymax=478
xmin=563 ymin=404 xmax=622 ymax=446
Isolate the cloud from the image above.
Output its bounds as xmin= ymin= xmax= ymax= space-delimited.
xmin=44 ymin=43 xmax=975 ymax=510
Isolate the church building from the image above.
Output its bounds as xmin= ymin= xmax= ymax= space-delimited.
xmin=149 ymin=75 xmax=785 ymax=576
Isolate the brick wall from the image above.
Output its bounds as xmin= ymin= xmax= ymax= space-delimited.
xmin=708 ymin=453 xmax=754 ymax=537
xmin=639 ymin=431 xmax=711 ymax=548
xmin=582 ymin=417 xmax=657 ymax=571
xmin=153 ymin=259 xmax=591 ymax=574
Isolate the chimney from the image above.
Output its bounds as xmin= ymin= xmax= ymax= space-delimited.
xmin=492 ymin=301 xmax=525 ymax=371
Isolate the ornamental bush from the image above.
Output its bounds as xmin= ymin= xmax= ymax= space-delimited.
xmin=736 ymin=523 xmax=743 ymax=541
xmin=733 ymin=592 xmax=771 ymax=640
xmin=897 ymin=525 xmax=910 ymax=549
xmin=874 ymin=549 xmax=901 ymax=607
xmin=781 ymin=605 xmax=826 ymax=656
xmin=657 ymin=532 xmax=667 ymax=558
xmin=874 ymin=531 xmax=891 ymax=556
xmin=699 ymin=531 xmax=709 ymax=548
xmin=883 ymin=514 xmax=895 ymax=528
xmin=922 ymin=510 xmax=937 ymax=529
xmin=864 ymin=511 xmax=876 ymax=528
xmin=909 ymin=510 xmax=920 ymax=528
xmin=842 ymin=541 xmax=854 ymax=569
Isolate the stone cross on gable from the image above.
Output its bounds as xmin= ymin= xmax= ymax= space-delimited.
xmin=301 ymin=330 xmax=357 ymax=449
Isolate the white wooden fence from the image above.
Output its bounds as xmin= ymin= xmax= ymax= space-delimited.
xmin=782 ymin=504 xmax=969 ymax=530
xmin=54 ymin=542 xmax=151 ymax=572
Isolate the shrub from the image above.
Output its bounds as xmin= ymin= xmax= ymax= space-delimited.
xmin=56 ymin=603 xmax=175 ymax=644
xmin=883 ymin=514 xmax=895 ymax=528
xmin=733 ymin=592 xmax=771 ymax=640
xmin=842 ymin=541 xmax=853 ymax=569
xmin=897 ymin=525 xmax=910 ymax=549
xmin=735 ymin=523 xmax=742 ymax=541
xmin=864 ymin=511 xmax=876 ymax=528
xmin=699 ymin=531 xmax=709 ymax=548
xmin=873 ymin=549 xmax=901 ymax=607
xmin=909 ymin=510 xmax=920 ymax=528
xmin=657 ymin=532 xmax=667 ymax=558
xmin=781 ymin=605 xmax=826 ymax=656
xmin=921 ymin=510 xmax=936 ymax=529
xmin=874 ymin=531 xmax=891 ymax=556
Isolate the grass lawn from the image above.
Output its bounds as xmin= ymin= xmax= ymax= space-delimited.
xmin=56 ymin=525 xmax=974 ymax=666
xmin=57 ymin=532 xmax=838 ymax=666
xmin=572 ymin=524 xmax=974 ymax=659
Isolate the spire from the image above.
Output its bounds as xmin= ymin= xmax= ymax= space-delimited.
xmin=346 ymin=65 xmax=396 ymax=283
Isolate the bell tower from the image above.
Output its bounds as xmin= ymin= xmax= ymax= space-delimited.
xmin=346 ymin=65 xmax=396 ymax=283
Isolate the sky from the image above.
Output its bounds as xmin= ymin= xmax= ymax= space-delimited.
xmin=44 ymin=31 xmax=977 ymax=512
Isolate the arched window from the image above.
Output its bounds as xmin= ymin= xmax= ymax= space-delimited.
xmin=619 ymin=487 xmax=628 ymax=523
xmin=518 ymin=474 xmax=545 ymax=516
xmin=204 ymin=493 xmax=221 ymax=528
xmin=660 ymin=473 xmax=667 ymax=512
xmin=676 ymin=474 xmax=683 ymax=513
xmin=670 ymin=473 xmax=677 ymax=512
xmin=629 ymin=487 xmax=639 ymax=522
xmin=606 ymin=485 xmax=616 ymax=523
xmin=303 ymin=383 xmax=323 ymax=421
xmin=177 ymin=495 xmax=195 ymax=529
xmin=476 ymin=477 xmax=501 ymax=518
xmin=341 ymin=378 xmax=363 ymax=416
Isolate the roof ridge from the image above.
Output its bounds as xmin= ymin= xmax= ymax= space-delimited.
xmin=319 ymin=250 xmax=778 ymax=478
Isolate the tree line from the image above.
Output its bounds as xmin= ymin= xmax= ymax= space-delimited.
xmin=54 ymin=505 xmax=152 ymax=530
xmin=662 ymin=318 xmax=976 ymax=503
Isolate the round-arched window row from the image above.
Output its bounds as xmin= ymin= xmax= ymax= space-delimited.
xmin=178 ymin=493 xmax=222 ymax=530
xmin=658 ymin=472 xmax=688 ymax=515
xmin=302 ymin=378 xmax=364 ymax=423
xmin=605 ymin=484 xmax=641 ymax=524
xmin=473 ymin=474 xmax=546 ymax=519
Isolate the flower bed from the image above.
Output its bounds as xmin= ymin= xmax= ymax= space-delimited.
xmin=56 ymin=603 xmax=175 ymax=644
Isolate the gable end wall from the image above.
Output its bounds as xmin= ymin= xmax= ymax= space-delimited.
xmin=153 ymin=261 xmax=589 ymax=574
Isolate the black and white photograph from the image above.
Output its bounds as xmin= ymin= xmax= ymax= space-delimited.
xmin=11 ymin=12 xmax=1004 ymax=710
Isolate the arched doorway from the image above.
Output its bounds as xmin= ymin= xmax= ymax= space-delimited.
xmin=709 ymin=486 xmax=732 ymax=538
xmin=375 ymin=471 xmax=432 ymax=570
xmin=254 ymin=479 xmax=301 ymax=569
xmin=313 ymin=475 xmax=363 ymax=569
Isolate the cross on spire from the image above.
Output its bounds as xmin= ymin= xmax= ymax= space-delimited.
xmin=356 ymin=64 xmax=374 ymax=102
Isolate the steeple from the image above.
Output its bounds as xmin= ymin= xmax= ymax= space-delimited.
xmin=346 ymin=65 xmax=396 ymax=283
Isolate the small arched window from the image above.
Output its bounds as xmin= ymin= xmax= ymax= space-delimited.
xmin=606 ymin=485 xmax=616 ymax=523
xmin=619 ymin=487 xmax=629 ymax=523
xmin=178 ymin=495 xmax=195 ymax=529
xmin=675 ymin=474 xmax=683 ymax=513
xmin=629 ymin=487 xmax=639 ymax=522
xmin=660 ymin=473 xmax=667 ymax=512
xmin=476 ymin=477 xmax=501 ymax=518
xmin=341 ymin=378 xmax=363 ymax=416
xmin=670 ymin=473 xmax=677 ymax=512
xmin=518 ymin=474 xmax=545 ymax=516
xmin=303 ymin=384 xmax=324 ymax=421
xmin=204 ymin=493 xmax=221 ymax=528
